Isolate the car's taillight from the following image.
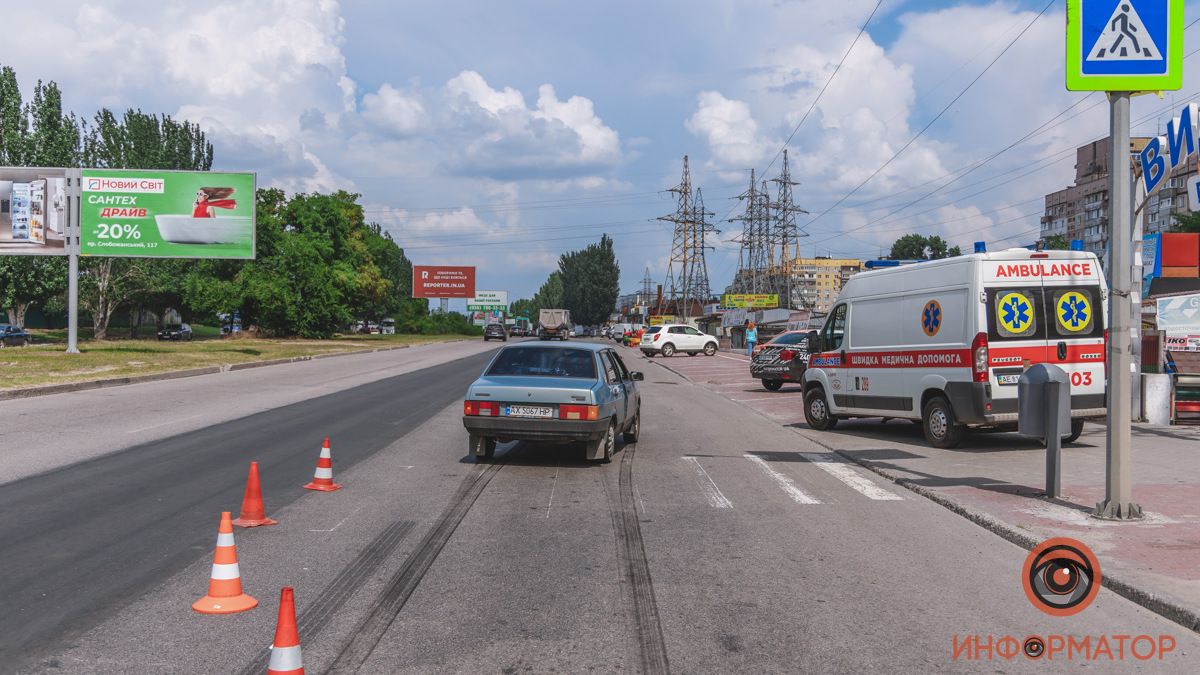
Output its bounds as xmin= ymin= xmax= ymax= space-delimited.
xmin=464 ymin=400 xmax=498 ymax=416
xmin=653 ymin=333 xmax=661 ymax=342
xmin=971 ymin=332 xmax=988 ymax=383
xmin=780 ymin=349 xmax=795 ymax=361
xmin=559 ymin=404 xmax=599 ymax=421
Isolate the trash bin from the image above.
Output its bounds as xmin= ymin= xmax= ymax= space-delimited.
xmin=1017 ymin=363 xmax=1071 ymax=439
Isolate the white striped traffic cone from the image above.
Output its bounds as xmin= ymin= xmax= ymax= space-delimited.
xmin=267 ymin=587 xmax=304 ymax=675
xmin=303 ymin=437 xmax=342 ymax=492
xmin=192 ymin=511 xmax=257 ymax=614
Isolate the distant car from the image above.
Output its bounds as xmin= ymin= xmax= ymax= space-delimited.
xmin=0 ymin=324 xmax=31 ymax=347
xmin=750 ymin=330 xmax=810 ymax=391
xmin=157 ymin=323 xmax=193 ymax=341
xmin=640 ymin=324 xmax=718 ymax=357
xmin=484 ymin=323 xmax=508 ymax=341
xmin=569 ymin=328 xmax=577 ymax=338
xmin=381 ymin=318 xmax=396 ymax=334
xmin=509 ymin=325 xmax=525 ymax=337
xmin=462 ymin=342 xmax=642 ymax=462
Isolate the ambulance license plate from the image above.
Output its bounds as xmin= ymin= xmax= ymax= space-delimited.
xmin=996 ymin=373 xmax=1021 ymax=386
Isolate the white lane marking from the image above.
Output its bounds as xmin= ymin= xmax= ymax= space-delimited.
xmin=127 ymin=414 xmax=201 ymax=434
xmin=732 ymin=396 xmax=793 ymax=403
xmin=716 ymin=354 xmax=750 ymax=362
xmin=682 ymin=457 xmax=733 ymax=508
xmin=546 ymin=463 xmax=560 ymax=518
xmin=744 ymin=454 xmax=819 ymax=504
xmin=799 ymin=452 xmax=903 ymax=501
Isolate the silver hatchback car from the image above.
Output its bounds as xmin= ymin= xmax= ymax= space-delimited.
xmin=462 ymin=342 xmax=643 ymax=462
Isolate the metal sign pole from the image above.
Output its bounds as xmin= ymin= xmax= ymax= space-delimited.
xmin=66 ymin=168 xmax=81 ymax=355
xmin=1096 ymin=92 xmax=1142 ymax=519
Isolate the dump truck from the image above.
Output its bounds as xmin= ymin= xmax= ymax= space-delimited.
xmin=538 ymin=309 xmax=571 ymax=340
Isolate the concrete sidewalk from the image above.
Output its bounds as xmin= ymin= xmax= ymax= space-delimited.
xmin=642 ymin=346 xmax=1200 ymax=633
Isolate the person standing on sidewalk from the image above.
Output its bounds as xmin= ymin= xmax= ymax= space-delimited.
xmin=745 ymin=321 xmax=758 ymax=357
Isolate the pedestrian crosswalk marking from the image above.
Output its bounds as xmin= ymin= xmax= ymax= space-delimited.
xmin=798 ymin=452 xmax=903 ymax=501
xmin=683 ymin=457 xmax=733 ymax=508
xmin=744 ymin=454 xmax=820 ymax=504
xmin=1088 ymin=2 xmax=1162 ymax=61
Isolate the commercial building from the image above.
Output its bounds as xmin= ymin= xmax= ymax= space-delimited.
xmin=1041 ymin=137 xmax=1198 ymax=258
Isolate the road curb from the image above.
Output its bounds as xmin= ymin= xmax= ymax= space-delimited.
xmin=651 ymin=353 xmax=1200 ymax=636
xmin=821 ymin=444 xmax=1200 ymax=636
xmin=0 ymin=340 xmax=468 ymax=401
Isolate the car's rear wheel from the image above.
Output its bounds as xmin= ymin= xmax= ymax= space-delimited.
xmin=469 ymin=434 xmax=496 ymax=461
xmin=762 ymin=379 xmax=783 ymax=392
xmin=623 ymin=408 xmax=640 ymax=443
xmin=687 ymin=351 xmax=697 ymax=357
xmin=703 ymin=342 xmax=717 ymax=356
xmin=589 ymin=420 xmax=617 ymax=462
xmin=922 ymin=395 xmax=964 ymax=449
xmin=1063 ymin=419 xmax=1085 ymax=444
xmin=661 ymin=343 xmax=676 ymax=357
xmin=804 ymin=387 xmax=838 ymax=430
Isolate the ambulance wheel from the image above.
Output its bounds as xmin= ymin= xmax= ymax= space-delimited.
xmin=1064 ymin=419 xmax=1085 ymax=445
xmin=762 ymin=379 xmax=783 ymax=392
xmin=922 ymin=396 xmax=964 ymax=449
xmin=804 ymin=388 xmax=838 ymax=431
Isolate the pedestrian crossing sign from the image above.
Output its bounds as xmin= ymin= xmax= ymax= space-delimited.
xmin=1067 ymin=0 xmax=1183 ymax=91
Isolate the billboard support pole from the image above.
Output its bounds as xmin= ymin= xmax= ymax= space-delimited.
xmin=66 ymin=169 xmax=81 ymax=354
xmin=1095 ymin=92 xmax=1141 ymax=520
xmin=67 ymin=251 xmax=79 ymax=354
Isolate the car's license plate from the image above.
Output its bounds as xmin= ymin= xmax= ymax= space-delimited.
xmin=997 ymin=373 xmax=1020 ymax=385
xmin=506 ymin=405 xmax=553 ymax=418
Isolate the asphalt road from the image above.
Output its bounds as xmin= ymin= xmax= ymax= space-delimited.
xmin=9 ymin=342 xmax=1200 ymax=673
xmin=1 ymin=348 xmax=496 ymax=670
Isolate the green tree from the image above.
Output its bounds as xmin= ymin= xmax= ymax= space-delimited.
xmin=559 ymin=234 xmax=620 ymax=325
xmin=1043 ymin=234 xmax=1070 ymax=250
xmin=1171 ymin=211 xmax=1200 ymax=233
xmin=0 ymin=257 xmax=67 ymax=326
xmin=530 ymin=271 xmax=564 ymax=317
xmin=0 ymin=65 xmax=27 ymax=164
xmin=889 ymin=233 xmax=961 ymax=260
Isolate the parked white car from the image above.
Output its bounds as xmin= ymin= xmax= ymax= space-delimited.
xmin=640 ymin=324 xmax=719 ymax=357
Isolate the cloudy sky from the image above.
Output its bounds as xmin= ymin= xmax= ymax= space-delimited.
xmin=4 ymin=0 xmax=1199 ymax=305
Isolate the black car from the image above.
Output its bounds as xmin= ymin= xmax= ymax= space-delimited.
xmin=157 ymin=323 xmax=193 ymax=341
xmin=509 ymin=325 xmax=525 ymax=337
xmin=483 ymin=323 xmax=508 ymax=341
xmin=750 ymin=331 xmax=810 ymax=391
xmin=0 ymin=324 xmax=31 ymax=347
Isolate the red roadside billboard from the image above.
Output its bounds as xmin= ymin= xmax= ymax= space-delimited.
xmin=412 ymin=265 xmax=476 ymax=298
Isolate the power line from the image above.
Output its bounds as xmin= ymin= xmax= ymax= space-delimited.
xmin=802 ymin=0 xmax=1056 ymax=231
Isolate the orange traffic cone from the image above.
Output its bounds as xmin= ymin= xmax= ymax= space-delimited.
xmin=267 ymin=587 xmax=304 ymax=675
xmin=303 ymin=437 xmax=342 ymax=492
xmin=193 ymin=511 xmax=258 ymax=614
xmin=233 ymin=461 xmax=278 ymax=527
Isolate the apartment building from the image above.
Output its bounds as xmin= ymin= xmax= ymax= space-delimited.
xmin=791 ymin=256 xmax=863 ymax=313
xmin=1041 ymin=137 xmax=1197 ymax=259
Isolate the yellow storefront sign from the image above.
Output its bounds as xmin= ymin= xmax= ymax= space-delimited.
xmin=648 ymin=315 xmax=676 ymax=326
xmin=721 ymin=294 xmax=779 ymax=309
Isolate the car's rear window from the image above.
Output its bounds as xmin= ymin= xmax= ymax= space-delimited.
xmin=487 ymin=347 xmax=597 ymax=378
xmin=645 ymin=326 xmax=662 ymax=334
xmin=768 ymin=332 xmax=806 ymax=345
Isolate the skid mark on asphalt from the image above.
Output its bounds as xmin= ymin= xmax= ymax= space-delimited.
xmin=682 ymin=456 xmax=733 ymax=508
xmin=798 ymin=452 xmax=903 ymax=501
xmin=743 ymin=454 xmax=819 ymax=504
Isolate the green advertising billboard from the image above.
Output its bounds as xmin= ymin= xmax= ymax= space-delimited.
xmin=81 ymin=169 xmax=256 ymax=258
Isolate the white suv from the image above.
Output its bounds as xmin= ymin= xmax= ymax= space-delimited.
xmin=640 ymin=324 xmax=719 ymax=357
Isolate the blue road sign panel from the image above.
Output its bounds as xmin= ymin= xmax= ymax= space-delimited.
xmin=1082 ymin=0 xmax=1168 ymax=76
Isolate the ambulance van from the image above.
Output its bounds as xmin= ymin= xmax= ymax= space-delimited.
xmin=801 ymin=249 xmax=1107 ymax=448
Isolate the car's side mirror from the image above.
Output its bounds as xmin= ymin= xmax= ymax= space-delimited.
xmin=630 ymin=371 xmax=645 ymax=381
